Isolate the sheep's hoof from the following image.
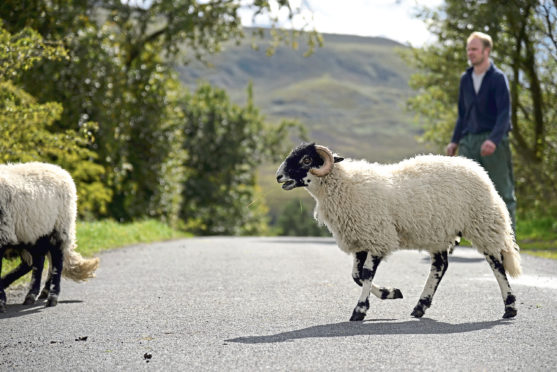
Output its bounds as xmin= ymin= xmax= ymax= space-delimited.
xmin=23 ymin=294 xmax=36 ymax=305
xmin=503 ymin=308 xmax=517 ymax=319
xmin=411 ymin=307 xmax=425 ymax=318
xmin=46 ymin=295 xmax=58 ymax=308
xmin=350 ymin=311 xmax=366 ymax=322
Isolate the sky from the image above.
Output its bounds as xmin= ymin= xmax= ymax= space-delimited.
xmin=239 ymin=0 xmax=444 ymax=47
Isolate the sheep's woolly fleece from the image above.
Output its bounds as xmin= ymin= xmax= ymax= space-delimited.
xmin=309 ymin=154 xmax=519 ymax=274
xmin=0 ymin=162 xmax=98 ymax=281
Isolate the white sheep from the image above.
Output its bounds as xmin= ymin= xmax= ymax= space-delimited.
xmin=276 ymin=143 xmax=521 ymax=321
xmin=0 ymin=162 xmax=99 ymax=312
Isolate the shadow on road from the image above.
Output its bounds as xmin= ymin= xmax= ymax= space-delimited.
xmin=0 ymin=299 xmax=83 ymax=320
xmin=226 ymin=318 xmax=512 ymax=344
xmin=421 ymin=256 xmax=485 ymax=264
xmin=261 ymin=238 xmax=337 ymax=245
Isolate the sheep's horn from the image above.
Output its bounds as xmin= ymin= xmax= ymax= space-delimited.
xmin=310 ymin=145 xmax=334 ymax=177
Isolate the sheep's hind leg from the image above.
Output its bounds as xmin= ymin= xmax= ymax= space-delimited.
xmin=44 ymin=238 xmax=63 ymax=308
xmin=352 ymin=252 xmax=403 ymax=299
xmin=23 ymin=251 xmax=46 ymax=305
xmin=411 ymin=251 xmax=448 ymax=318
xmin=38 ymin=267 xmax=52 ymax=300
xmin=484 ymin=253 xmax=517 ymax=318
xmin=350 ymin=254 xmax=382 ymax=321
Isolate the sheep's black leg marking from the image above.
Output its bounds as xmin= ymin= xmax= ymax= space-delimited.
xmin=484 ymin=253 xmax=517 ymax=319
xmin=45 ymin=236 xmax=63 ymax=308
xmin=352 ymin=251 xmax=367 ymax=286
xmin=0 ymin=246 xmax=6 ymax=312
xmin=372 ymin=285 xmax=403 ymax=300
xmin=411 ymin=251 xmax=448 ymax=318
xmin=23 ymin=251 xmax=46 ymax=305
xmin=352 ymin=252 xmax=403 ymax=299
xmin=350 ymin=255 xmax=382 ymax=321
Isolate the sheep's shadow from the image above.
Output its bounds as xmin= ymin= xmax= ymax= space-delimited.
xmin=0 ymin=299 xmax=83 ymax=320
xmin=421 ymin=255 xmax=485 ymax=264
xmin=225 ymin=318 xmax=512 ymax=344
xmin=0 ymin=302 xmax=46 ymax=319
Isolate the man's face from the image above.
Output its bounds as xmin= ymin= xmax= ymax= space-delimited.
xmin=467 ymin=37 xmax=489 ymax=66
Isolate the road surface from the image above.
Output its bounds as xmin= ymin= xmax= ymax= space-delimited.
xmin=1 ymin=237 xmax=556 ymax=371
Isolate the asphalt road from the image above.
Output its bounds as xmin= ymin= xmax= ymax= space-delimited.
xmin=1 ymin=237 xmax=556 ymax=371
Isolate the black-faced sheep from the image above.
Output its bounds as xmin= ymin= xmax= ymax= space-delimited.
xmin=276 ymin=143 xmax=521 ymax=321
xmin=0 ymin=162 xmax=99 ymax=312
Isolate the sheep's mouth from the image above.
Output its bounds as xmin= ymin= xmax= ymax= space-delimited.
xmin=281 ymin=180 xmax=296 ymax=190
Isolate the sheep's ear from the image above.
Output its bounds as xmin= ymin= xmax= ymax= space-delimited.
xmin=334 ymin=156 xmax=344 ymax=163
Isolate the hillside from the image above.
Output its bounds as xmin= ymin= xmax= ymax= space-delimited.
xmin=175 ymin=31 xmax=431 ymax=226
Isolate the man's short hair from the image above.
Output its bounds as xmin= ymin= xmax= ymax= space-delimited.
xmin=467 ymin=31 xmax=493 ymax=50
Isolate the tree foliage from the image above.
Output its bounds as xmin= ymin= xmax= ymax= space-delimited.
xmin=180 ymin=83 xmax=304 ymax=235
xmin=276 ymin=199 xmax=329 ymax=237
xmin=0 ymin=24 xmax=111 ymax=217
xmin=403 ymin=0 xmax=557 ymax=217
xmin=1 ymin=1 xmax=315 ymax=232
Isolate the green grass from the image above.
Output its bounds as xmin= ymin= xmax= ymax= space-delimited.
xmin=516 ymin=216 xmax=557 ymax=259
xmin=75 ymin=219 xmax=191 ymax=257
xmin=2 ymin=219 xmax=191 ymax=286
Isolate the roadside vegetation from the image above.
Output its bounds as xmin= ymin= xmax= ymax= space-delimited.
xmin=516 ymin=217 xmax=557 ymax=259
xmin=2 ymin=220 xmax=191 ymax=286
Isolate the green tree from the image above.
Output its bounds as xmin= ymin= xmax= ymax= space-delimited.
xmin=0 ymin=24 xmax=110 ymax=217
xmin=277 ymin=199 xmax=329 ymax=237
xmin=179 ymin=83 xmax=303 ymax=235
xmin=1 ymin=0 xmax=319 ymax=226
xmin=403 ymin=0 xmax=557 ymax=217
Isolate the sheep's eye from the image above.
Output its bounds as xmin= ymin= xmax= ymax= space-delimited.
xmin=302 ymin=157 xmax=312 ymax=166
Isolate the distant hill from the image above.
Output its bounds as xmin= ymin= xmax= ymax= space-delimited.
xmin=175 ymin=30 xmax=431 ymax=227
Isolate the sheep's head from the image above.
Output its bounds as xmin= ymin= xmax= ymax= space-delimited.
xmin=276 ymin=142 xmax=344 ymax=190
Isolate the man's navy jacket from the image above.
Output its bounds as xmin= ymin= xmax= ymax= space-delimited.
xmin=451 ymin=62 xmax=512 ymax=145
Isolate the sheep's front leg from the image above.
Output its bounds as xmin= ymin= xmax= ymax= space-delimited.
xmin=484 ymin=253 xmax=517 ymax=318
xmin=411 ymin=251 xmax=448 ymax=318
xmin=350 ymin=254 xmax=382 ymax=321
xmin=352 ymin=252 xmax=403 ymax=299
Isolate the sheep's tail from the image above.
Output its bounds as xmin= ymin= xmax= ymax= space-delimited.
xmin=62 ymin=250 xmax=99 ymax=282
xmin=502 ymin=243 xmax=522 ymax=278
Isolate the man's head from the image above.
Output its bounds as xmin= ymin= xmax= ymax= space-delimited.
xmin=467 ymin=31 xmax=492 ymax=67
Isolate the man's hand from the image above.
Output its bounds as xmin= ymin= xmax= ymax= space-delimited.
xmin=481 ymin=140 xmax=496 ymax=156
xmin=445 ymin=142 xmax=458 ymax=156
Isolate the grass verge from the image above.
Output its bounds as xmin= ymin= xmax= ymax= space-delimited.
xmin=2 ymin=219 xmax=191 ymax=286
xmin=516 ymin=216 xmax=557 ymax=259
xmin=75 ymin=219 xmax=191 ymax=257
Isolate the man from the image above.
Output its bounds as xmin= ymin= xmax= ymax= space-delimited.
xmin=446 ymin=31 xmax=516 ymax=230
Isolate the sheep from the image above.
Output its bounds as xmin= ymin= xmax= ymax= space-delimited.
xmin=276 ymin=143 xmax=521 ymax=321
xmin=0 ymin=162 xmax=99 ymax=312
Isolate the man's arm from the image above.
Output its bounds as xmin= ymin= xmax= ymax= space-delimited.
xmin=488 ymin=72 xmax=511 ymax=146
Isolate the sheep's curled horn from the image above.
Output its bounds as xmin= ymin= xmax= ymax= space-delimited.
xmin=310 ymin=145 xmax=335 ymax=177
